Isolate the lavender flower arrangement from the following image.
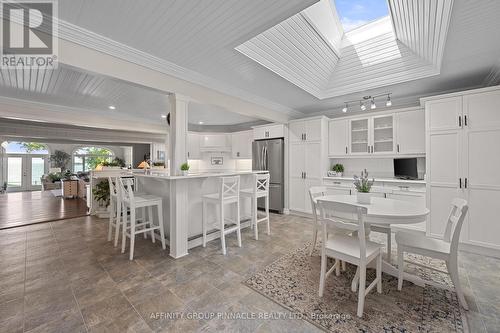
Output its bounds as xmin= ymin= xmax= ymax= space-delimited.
xmin=353 ymin=169 xmax=374 ymax=193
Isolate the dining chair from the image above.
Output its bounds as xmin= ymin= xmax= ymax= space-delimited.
xmin=317 ymin=199 xmax=383 ymax=317
xmin=395 ymin=198 xmax=469 ymax=310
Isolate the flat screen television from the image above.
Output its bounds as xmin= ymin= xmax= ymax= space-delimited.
xmin=394 ymin=158 xmax=418 ymax=180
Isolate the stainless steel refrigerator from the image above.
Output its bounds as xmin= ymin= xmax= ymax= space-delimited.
xmin=252 ymin=138 xmax=284 ymax=213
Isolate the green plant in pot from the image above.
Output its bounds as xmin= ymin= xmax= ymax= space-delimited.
xmin=330 ymin=163 xmax=344 ymax=177
xmin=353 ymin=169 xmax=374 ymax=204
xmin=180 ymin=162 xmax=190 ymax=176
xmin=49 ymin=150 xmax=70 ymax=171
xmin=93 ymin=179 xmax=110 ymax=207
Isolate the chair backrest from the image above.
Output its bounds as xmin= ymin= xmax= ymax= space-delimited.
xmin=317 ymin=199 xmax=368 ymax=258
xmin=108 ymin=177 xmax=118 ymax=200
xmin=254 ymin=173 xmax=270 ymax=195
xmin=219 ymin=176 xmax=240 ymax=200
xmin=308 ymin=186 xmax=327 ymax=225
xmin=443 ymin=198 xmax=469 ymax=253
xmin=117 ymin=177 xmax=135 ymax=205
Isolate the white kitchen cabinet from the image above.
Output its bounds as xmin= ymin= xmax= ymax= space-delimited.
xmin=350 ymin=117 xmax=370 ymax=154
xmin=253 ymin=124 xmax=284 ymax=140
xmin=395 ymin=110 xmax=425 ymax=154
xmin=231 ymin=130 xmax=252 ymax=159
xmin=187 ymin=133 xmax=200 ymax=159
xmin=199 ymin=134 xmax=230 ymax=151
xmin=372 ymin=114 xmax=395 ymax=154
xmin=288 ymin=117 xmax=328 ymax=214
xmin=328 ymin=119 xmax=348 ymax=156
xmin=424 ymin=87 xmax=500 ymax=252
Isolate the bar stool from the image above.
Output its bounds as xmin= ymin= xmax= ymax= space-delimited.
xmin=240 ymin=173 xmax=270 ymax=240
xmin=118 ymin=178 xmax=166 ymax=260
xmin=202 ymin=176 xmax=241 ymax=255
xmin=107 ymin=177 xmax=121 ymax=247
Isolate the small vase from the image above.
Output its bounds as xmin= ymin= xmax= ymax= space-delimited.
xmin=182 ymin=170 xmax=189 ymax=176
xmin=356 ymin=192 xmax=372 ymax=204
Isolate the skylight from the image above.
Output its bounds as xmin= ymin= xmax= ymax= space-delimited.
xmin=333 ymin=0 xmax=389 ymax=32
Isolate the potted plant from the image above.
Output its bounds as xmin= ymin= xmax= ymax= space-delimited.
xmin=180 ymin=162 xmax=190 ymax=176
xmin=49 ymin=150 xmax=71 ymax=171
xmin=93 ymin=179 xmax=110 ymax=207
xmin=353 ymin=169 xmax=374 ymax=204
xmin=328 ymin=163 xmax=344 ymax=177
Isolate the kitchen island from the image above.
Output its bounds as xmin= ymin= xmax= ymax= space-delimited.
xmin=135 ymin=170 xmax=268 ymax=258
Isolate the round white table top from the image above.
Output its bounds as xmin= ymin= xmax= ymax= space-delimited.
xmin=316 ymin=195 xmax=429 ymax=225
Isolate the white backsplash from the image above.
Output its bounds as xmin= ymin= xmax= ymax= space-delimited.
xmin=188 ymin=152 xmax=252 ymax=172
xmin=329 ymin=157 xmax=426 ymax=179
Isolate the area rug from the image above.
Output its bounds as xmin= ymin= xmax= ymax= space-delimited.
xmin=244 ymin=243 xmax=468 ymax=333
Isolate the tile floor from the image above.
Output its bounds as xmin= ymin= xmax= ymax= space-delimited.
xmin=0 ymin=213 xmax=498 ymax=332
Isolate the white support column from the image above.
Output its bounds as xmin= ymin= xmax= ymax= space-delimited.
xmin=169 ymin=179 xmax=189 ymax=258
xmin=168 ymin=94 xmax=189 ymax=176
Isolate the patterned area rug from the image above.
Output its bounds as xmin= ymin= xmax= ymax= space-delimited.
xmin=244 ymin=243 xmax=468 ymax=333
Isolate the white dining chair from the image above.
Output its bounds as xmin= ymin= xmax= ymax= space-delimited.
xmin=308 ymin=187 xmax=351 ymax=276
xmin=396 ymin=198 xmax=469 ymax=310
xmin=240 ymin=173 xmax=270 ymax=240
xmin=317 ymin=200 xmax=383 ymax=317
xmin=202 ymin=176 xmax=242 ymax=255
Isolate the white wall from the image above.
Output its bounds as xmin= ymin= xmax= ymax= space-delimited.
xmin=329 ymin=157 xmax=426 ymax=179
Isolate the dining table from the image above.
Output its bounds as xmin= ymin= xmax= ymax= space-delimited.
xmin=316 ymin=194 xmax=430 ymax=289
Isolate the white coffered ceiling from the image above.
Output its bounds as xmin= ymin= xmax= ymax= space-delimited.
xmin=1 ymin=0 xmax=500 ymax=122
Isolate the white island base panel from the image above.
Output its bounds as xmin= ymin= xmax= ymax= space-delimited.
xmin=135 ymin=171 xmax=267 ymax=258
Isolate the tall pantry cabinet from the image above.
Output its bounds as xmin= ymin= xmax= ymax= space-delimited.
xmin=423 ymin=87 xmax=500 ymax=253
xmin=288 ymin=116 xmax=329 ymax=214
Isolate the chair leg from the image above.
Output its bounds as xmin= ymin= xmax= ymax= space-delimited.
xmin=202 ymin=200 xmax=207 ymax=247
xmin=342 ymin=260 xmax=346 ymax=271
xmin=236 ymin=200 xmax=242 ymax=248
xmin=377 ymin=254 xmax=382 ymax=294
xmin=141 ymin=207 xmax=147 ymax=239
xmin=129 ymin=208 xmax=136 ymax=260
xmin=357 ymin=265 xmax=366 ymax=317
xmin=351 ymin=267 xmax=360 ymax=292
xmin=114 ymin=201 xmax=121 ymax=247
xmin=108 ymin=200 xmax=114 ymax=242
xmin=386 ymin=230 xmax=392 ymax=263
xmin=121 ymin=207 xmax=127 ymax=254
xmin=309 ymin=227 xmax=317 ymax=256
xmin=397 ymin=246 xmax=404 ymax=291
xmin=335 ymin=259 xmax=340 ymax=276
xmin=319 ymin=251 xmax=327 ymax=297
xmin=220 ymin=205 xmax=226 ymax=255
xmin=253 ymin=197 xmax=258 ymax=240
xmin=249 ymin=197 xmax=254 ymax=230
xmin=265 ymin=195 xmax=270 ymax=235
xmin=447 ymin=260 xmax=469 ymax=310
xmin=157 ymin=203 xmax=166 ymax=250
xmin=148 ymin=205 xmax=155 ymax=243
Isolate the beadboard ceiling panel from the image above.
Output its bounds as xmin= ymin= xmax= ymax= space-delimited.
xmin=388 ymin=0 xmax=454 ymax=69
xmin=236 ymin=12 xmax=340 ymax=98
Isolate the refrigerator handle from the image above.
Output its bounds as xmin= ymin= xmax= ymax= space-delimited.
xmin=260 ymin=146 xmax=264 ymax=170
xmin=264 ymin=146 xmax=268 ymax=170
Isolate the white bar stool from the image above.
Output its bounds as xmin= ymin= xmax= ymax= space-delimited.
xmin=202 ymin=176 xmax=241 ymax=255
xmin=107 ymin=177 xmax=121 ymax=247
xmin=118 ymin=178 xmax=166 ymax=260
xmin=240 ymin=173 xmax=270 ymax=240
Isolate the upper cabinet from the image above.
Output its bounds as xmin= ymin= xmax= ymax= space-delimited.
xmin=199 ymin=134 xmax=230 ymax=151
xmin=328 ymin=119 xmax=348 ymax=156
xmin=187 ymin=133 xmax=200 ymax=159
xmin=328 ymin=109 xmax=425 ymax=157
xmin=289 ymin=118 xmax=322 ymax=143
xmin=253 ymin=124 xmax=284 ymax=140
xmin=231 ymin=130 xmax=252 ymax=159
xmin=395 ymin=110 xmax=425 ymax=154
xmin=426 ymin=97 xmax=462 ymax=131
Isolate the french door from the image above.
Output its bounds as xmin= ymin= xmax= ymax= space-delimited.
xmin=6 ymin=154 xmax=48 ymax=191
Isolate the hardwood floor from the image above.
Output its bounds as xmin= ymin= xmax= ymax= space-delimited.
xmin=0 ymin=191 xmax=88 ymax=229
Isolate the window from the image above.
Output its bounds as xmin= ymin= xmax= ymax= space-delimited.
xmin=3 ymin=141 xmax=49 ymax=154
xmin=334 ymin=0 xmax=389 ymax=32
xmin=72 ymin=147 xmax=114 ymax=172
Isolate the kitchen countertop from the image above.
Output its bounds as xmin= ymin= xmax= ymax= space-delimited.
xmin=134 ymin=170 xmax=268 ymax=180
xmin=323 ymin=176 xmax=426 ymax=185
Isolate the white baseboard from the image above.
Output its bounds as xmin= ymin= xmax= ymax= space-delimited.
xmin=459 ymin=242 xmax=500 ymax=259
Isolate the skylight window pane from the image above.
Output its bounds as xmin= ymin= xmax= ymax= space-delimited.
xmin=333 ymin=0 xmax=389 ymax=32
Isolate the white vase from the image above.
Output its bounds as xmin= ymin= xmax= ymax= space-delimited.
xmin=356 ymin=192 xmax=372 ymax=204
xmin=182 ymin=170 xmax=189 ymax=176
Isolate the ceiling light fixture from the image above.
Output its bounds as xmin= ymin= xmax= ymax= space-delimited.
xmin=342 ymin=103 xmax=348 ymax=113
xmin=360 ymin=101 xmax=366 ymax=111
xmin=386 ymin=94 xmax=392 ymax=107
xmin=108 ymin=105 xmax=116 ymax=110
xmin=371 ymin=98 xmax=376 ymax=110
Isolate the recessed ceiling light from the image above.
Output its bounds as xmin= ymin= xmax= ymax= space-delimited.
xmin=198 ymin=121 xmax=204 ymax=125
xmin=161 ymin=114 xmax=167 ymax=119
xmin=342 ymin=103 xmax=348 ymax=113
xmin=108 ymin=105 xmax=116 ymax=110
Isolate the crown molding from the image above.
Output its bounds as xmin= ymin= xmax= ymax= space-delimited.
xmin=57 ymin=20 xmax=304 ymax=119
xmin=484 ymin=60 xmax=500 ymax=86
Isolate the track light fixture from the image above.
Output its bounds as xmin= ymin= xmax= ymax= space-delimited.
xmin=341 ymin=93 xmax=392 ymax=113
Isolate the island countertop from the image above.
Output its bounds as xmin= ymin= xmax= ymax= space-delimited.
xmin=134 ymin=170 xmax=268 ymax=180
